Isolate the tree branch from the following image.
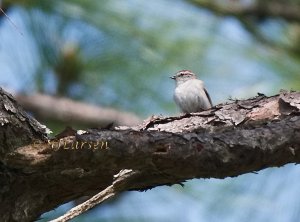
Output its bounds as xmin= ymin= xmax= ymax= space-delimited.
xmin=0 ymin=88 xmax=300 ymax=221
xmin=189 ymin=0 xmax=300 ymax=22
xmin=50 ymin=169 xmax=140 ymax=222
xmin=15 ymin=92 xmax=141 ymax=127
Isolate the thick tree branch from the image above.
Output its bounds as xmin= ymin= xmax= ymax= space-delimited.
xmin=0 ymin=89 xmax=48 ymax=155
xmin=0 ymin=88 xmax=300 ymax=221
xmin=15 ymin=92 xmax=141 ymax=127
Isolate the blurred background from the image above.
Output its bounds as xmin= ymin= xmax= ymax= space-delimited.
xmin=0 ymin=0 xmax=300 ymax=221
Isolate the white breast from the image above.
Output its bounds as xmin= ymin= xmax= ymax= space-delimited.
xmin=174 ymin=79 xmax=211 ymax=113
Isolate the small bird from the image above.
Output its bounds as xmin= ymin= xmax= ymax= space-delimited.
xmin=171 ymin=70 xmax=212 ymax=113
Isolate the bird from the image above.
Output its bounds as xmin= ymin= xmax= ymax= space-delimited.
xmin=170 ymin=70 xmax=212 ymax=113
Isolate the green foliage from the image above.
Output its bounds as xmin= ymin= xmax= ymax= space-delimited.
xmin=2 ymin=0 xmax=300 ymax=117
xmin=1 ymin=1 xmax=300 ymax=222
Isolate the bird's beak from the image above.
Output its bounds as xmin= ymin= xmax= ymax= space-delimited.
xmin=170 ymin=76 xmax=175 ymax=80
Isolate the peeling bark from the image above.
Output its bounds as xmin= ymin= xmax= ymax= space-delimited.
xmin=0 ymin=88 xmax=48 ymax=155
xmin=0 ymin=88 xmax=300 ymax=221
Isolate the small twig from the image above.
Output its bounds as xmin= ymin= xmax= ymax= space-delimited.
xmin=50 ymin=185 xmax=116 ymax=222
xmin=50 ymin=170 xmax=139 ymax=222
xmin=0 ymin=7 xmax=23 ymax=35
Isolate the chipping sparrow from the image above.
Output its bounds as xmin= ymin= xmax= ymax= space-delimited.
xmin=171 ymin=70 xmax=212 ymax=113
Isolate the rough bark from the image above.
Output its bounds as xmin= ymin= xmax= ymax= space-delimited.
xmin=0 ymin=88 xmax=300 ymax=221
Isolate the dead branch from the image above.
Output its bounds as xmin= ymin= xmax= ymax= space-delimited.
xmin=0 ymin=88 xmax=300 ymax=221
xmin=15 ymin=92 xmax=141 ymax=127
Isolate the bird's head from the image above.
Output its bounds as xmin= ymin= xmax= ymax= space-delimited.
xmin=170 ymin=70 xmax=197 ymax=85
